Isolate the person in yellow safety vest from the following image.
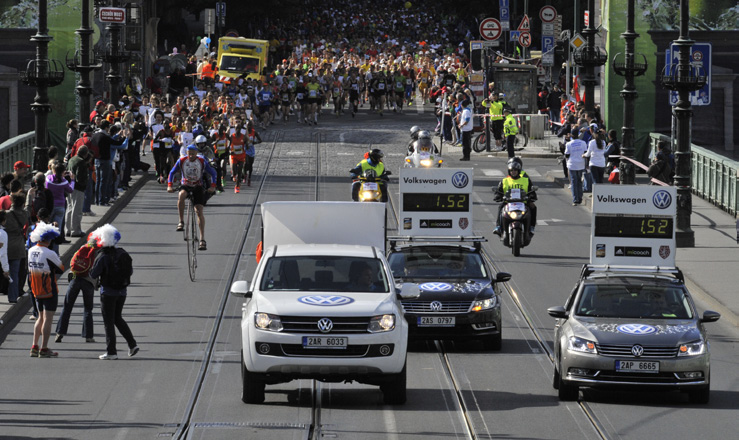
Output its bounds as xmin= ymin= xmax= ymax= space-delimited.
xmin=481 ymin=93 xmax=505 ymax=149
xmin=502 ymin=107 xmax=519 ymax=158
xmin=350 ymin=149 xmax=389 ymax=202
xmin=493 ymin=157 xmax=537 ymax=236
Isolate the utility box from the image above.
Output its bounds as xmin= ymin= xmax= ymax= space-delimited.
xmin=527 ymin=114 xmax=548 ymax=139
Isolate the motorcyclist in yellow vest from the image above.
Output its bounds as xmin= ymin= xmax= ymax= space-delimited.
xmin=493 ymin=157 xmax=537 ymax=236
xmin=350 ymin=149 xmax=389 ymax=202
xmin=502 ymin=107 xmax=519 ymax=158
xmin=481 ymin=93 xmax=505 ymax=149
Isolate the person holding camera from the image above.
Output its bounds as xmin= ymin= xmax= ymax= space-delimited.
xmin=45 ymin=162 xmax=74 ymax=251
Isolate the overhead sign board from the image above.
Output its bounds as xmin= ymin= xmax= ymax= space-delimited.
xmin=666 ymin=43 xmax=711 ymax=106
xmin=590 ymin=186 xmax=677 ymax=267
xmin=517 ymin=15 xmax=531 ymax=32
xmin=540 ymin=6 xmax=557 ymax=23
xmin=399 ymin=168 xmax=474 ymax=237
xmin=480 ymin=17 xmax=502 ymax=41
xmin=99 ymin=7 xmax=126 ymax=23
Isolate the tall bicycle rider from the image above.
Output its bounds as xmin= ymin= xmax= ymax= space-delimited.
xmin=167 ymin=145 xmax=217 ymax=251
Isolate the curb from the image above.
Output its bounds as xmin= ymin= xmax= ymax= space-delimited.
xmin=0 ymin=172 xmax=153 ymax=330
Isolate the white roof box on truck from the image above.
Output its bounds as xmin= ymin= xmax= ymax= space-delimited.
xmin=261 ymin=201 xmax=387 ymax=251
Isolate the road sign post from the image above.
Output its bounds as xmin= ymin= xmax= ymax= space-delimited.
xmin=666 ymin=43 xmax=711 ymax=106
xmin=479 ymin=17 xmax=502 ymax=41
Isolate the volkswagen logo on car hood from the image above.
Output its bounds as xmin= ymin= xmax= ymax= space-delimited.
xmin=419 ymin=282 xmax=453 ymax=292
xmin=617 ymin=324 xmax=658 ymax=335
xmin=298 ymin=295 xmax=355 ymax=306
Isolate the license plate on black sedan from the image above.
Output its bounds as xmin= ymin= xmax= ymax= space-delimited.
xmin=615 ymin=360 xmax=660 ymax=373
xmin=418 ymin=316 xmax=455 ymax=327
xmin=302 ymin=336 xmax=348 ymax=349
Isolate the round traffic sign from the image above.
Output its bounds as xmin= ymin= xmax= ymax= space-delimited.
xmin=540 ymin=6 xmax=557 ymax=23
xmin=518 ymin=32 xmax=531 ymax=48
xmin=479 ymin=17 xmax=502 ymax=41
xmin=692 ymin=50 xmax=703 ymax=62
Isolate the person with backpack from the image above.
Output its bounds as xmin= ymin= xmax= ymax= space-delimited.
xmin=26 ymin=173 xmax=55 ymax=224
xmin=54 ymin=239 xmax=98 ymax=343
xmin=89 ymin=224 xmax=138 ymax=360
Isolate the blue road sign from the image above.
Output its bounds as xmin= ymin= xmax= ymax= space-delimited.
xmin=510 ymin=31 xmax=520 ymax=41
xmin=216 ymin=2 xmax=226 ymax=17
xmin=500 ymin=7 xmax=509 ymax=21
xmin=542 ymin=36 xmax=555 ymax=53
xmin=499 ymin=0 xmax=509 ymax=8
xmin=665 ymin=42 xmax=711 ymax=106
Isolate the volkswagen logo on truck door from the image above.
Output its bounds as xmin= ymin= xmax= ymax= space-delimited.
xmin=298 ymin=295 xmax=355 ymax=306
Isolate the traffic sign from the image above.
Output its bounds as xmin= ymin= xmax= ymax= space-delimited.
xmin=517 ymin=15 xmax=531 ymax=32
xmin=542 ymin=23 xmax=555 ymax=35
xmin=99 ymin=7 xmax=126 ymax=23
xmin=666 ymin=43 xmax=712 ymax=106
xmin=542 ymin=36 xmax=555 ymax=66
xmin=540 ymin=6 xmax=557 ymax=23
xmin=216 ymin=2 xmax=227 ymax=17
xmin=480 ymin=17 xmax=502 ymax=41
xmin=499 ymin=0 xmax=509 ymax=7
xmin=510 ymin=31 xmax=520 ymax=41
xmin=204 ymin=8 xmax=215 ymax=34
xmin=500 ymin=7 xmax=510 ymax=31
xmin=519 ymin=32 xmax=531 ymax=48
xmin=570 ymin=33 xmax=586 ymax=49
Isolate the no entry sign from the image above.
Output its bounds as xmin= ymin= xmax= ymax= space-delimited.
xmin=480 ymin=17 xmax=502 ymax=41
xmin=540 ymin=6 xmax=557 ymax=23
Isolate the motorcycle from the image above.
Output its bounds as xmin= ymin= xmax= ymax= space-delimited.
xmin=496 ymin=187 xmax=537 ymax=256
xmin=404 ymin=148 xmax=442 ymax=168
xmin=352 ymin=169 xmax=391 ymax=202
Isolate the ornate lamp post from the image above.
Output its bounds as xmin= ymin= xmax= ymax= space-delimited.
xmin=20 ymin=0 xmax=65 ymax=173
xmin=101 ymin=0 xmax=130 ymax=104
xmin=613 ymin=0 xmax=648 ymax=185
xmin=67 ymin=0 xmax=102 ymax=129
xmin=573 ymin=0 xmax=607 ymax=113
xmin=659 ymin=0 xmax=705 ymax=248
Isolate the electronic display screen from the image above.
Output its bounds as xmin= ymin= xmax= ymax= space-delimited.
xmin=402 ymin=193 xmax=470 ymax=212
xmin=594 ymin=215 xmax=674 ymax=239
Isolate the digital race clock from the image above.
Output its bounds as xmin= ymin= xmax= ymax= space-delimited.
xmin=594 ymin=214 xmax=674 ymax=239
xmin=402 ymin=193 xmax=470 ymax=212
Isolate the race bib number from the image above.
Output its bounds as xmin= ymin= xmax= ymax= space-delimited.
xmin=309 ymin=90 xmax=317 ymax=97
xmin=396 ymin=81 xmax=403 ymax=88
xmin=378 ymin=83 xmax=385 ymax=90
xmin=352 ymin=84 xmax=359 ymax=91
xmin=334 ymin=87 xmax=340 ymax=94
xmin=297 ymin=93 xmax=304 ymax=100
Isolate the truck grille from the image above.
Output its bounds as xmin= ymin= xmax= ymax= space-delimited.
xmin=280 ymin=316 xmax=371 ymax=334
xmin=596 ymin=344 xmax=679 ymax=358
xmin=401 ymin=301 xmax=472 ymax=313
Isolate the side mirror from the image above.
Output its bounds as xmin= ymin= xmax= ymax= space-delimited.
xmin=230 ymin=280 xmax=252 ymax=298
xmin=700 ymin=310 xmax=721 ymax=323
xmin=547 ymin=306 xmax=568 ymax=319
xmin=495 ymin=272 xmax=512 ymax=283
xmin=530 ymin=185 xmax=539 ymax=192
xmin=385 ymin=170 xmax=393 ymax=176
xmin=398 ymin=283 xmax=420 ymax=300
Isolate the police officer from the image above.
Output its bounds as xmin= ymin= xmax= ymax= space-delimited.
xmin=503 ymin=107 xmax=519 ymax=158
xmin=350 ymin=149 xmax=389 ymax=202
xmin=481 ymin=93 xmax=504 ymax=150
xmin=493 ymin=157 xmax=537 ymax=236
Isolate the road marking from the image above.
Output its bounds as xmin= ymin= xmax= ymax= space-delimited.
xmin=481 ymin=169 xmax=504 ymax=177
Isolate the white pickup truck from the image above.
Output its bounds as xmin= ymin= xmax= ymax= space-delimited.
xmin=231 ymin=201 xmax=419 ymax=404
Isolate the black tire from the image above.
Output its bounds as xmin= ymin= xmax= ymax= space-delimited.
xmin=552 ymin=366 xmax=560 ymax=390
xmin=557 ymin=365 xmax=579 ymax=401
xmin=482 ymin=331 xmax=502 ymax=351
xmin=688 ymin=385 xmax=710 ymax=404
xmin=381 ymin=364 xmax=407 ymax=405
xmin=187 ymin=200 xmax=197 ymax=282
xmin=511 ymin=228 xmax=522 ymax=257
xmin=472 ymin=133 xmax=487 ymax=153
xmin=241 ymin=350 xmax=266 ymax=404
xmin=515 ymin=133 xmax=528 ymax=148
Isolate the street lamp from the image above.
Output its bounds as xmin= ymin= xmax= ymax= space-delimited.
xmin=612 ymin=0 xmax=648 ymax=185
xmin=67 ymin=0 xmax=103 ymax=130
xmin=20 ymin=0 xmax=65 ymax=174
xmin=100 ymin=0 xmax=130 ymax=104
xmin=659 ymin=0 xmax=705 ymax=248
xmin=573 ymin=0 xmax=607 ymax=114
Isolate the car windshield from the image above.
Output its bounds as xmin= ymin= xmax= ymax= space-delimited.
xmin=576 ymin=284 xmax=693 ymax=319
xmin=260 ymin=256 xmax=389 ymax=293
xmin=219 ymin=55 xmax=259 ymax=73
xmin=387 ymin=247 xmax=488 ymax=280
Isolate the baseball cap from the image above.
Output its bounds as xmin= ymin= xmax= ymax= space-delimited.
xmin=187 ymin=144 xmax=199 ymax=151
xmin=590 ymin=123 xmax=599 ymax=131
xmin=14 ymin=160 xmax=31 ymax=169
xmin=96 ymin=100 xmax=105 ymax=106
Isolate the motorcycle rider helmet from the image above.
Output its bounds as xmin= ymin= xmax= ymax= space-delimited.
xmin=507 ymin=157 xmax=522 ymax=178
xmin=509 ymin=156 xmax=523 ymax=169
xmin=418 ymin=130 xmax=432 ymax=140
xmin=410 ymin=126 xmax=421 ymax=140
xmin=195 ymin=134 xmax=208 ymax=145
xmin=368 ymin=148 xmax=384 ymax=164
xmin=192 ymin=124 xmax=205 ymax=137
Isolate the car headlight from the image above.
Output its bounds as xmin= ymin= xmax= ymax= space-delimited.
xmin=368 ymin=314 xmax=395 ymax=333
xmin=471 ymin=297 xmax=497 ymax=312
xmin=420 ymin=159 xmax=432 ymax=167
xmin=568 ymin=336 xmax=597 ymax=354
xmin=254 ymin=313 xmax=283 ymax=332
xmin=678 ymin=340 xmax=705 ymax=356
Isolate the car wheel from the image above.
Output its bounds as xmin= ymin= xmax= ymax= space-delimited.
xmin=381 ymin=363 xmax=407 ymax=405
xmin=482 ymin=331 xmax=502 ymax=351
xmin=557 ymin=364 xmax=578 ymax=401
xmin=241 ymin=350 xmax=266 ymax=404
xmin=687 ymin=385 xmax=710 ymax=404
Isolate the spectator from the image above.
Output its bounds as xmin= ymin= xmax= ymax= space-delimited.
xmin=0 ymin=172 xmax=14 ymax=197
xmin=585 ymin=129 xmax=607 ymax=185
xmin=565 ymin=127 xmax=588 ymax=206
xmin=45 ymin=163 xmax=74 ymax=249
xmin=604 ymin=129 xmax=621 ymax=176
xmin=55 ymin=239 xmax=98 ymax=344
xmin=26 ymin=172 xmax=55 ymax=224
xmin=12 ymin=161 xmax=31 ymax=190
xmin=0 ymin=211 xmax=9 ymax=297
xmin=648 ymin=151 xmax=673 ymax=185
xmin=5 ymin=194 xmax=29 ymax=304
xmin=91 ymin=120 xmax=128 ymax=206
xmin=65 ymin=146 xmax=91 ymax=237
xmin=66 ymin=119 xmax=79 ymax=158
xmin=0 ymin=179 xmax=24 ymax=210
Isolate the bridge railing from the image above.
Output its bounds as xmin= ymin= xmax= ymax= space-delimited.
xmin=0 ymin=131 xmax=35 ymax=174
xmin=649 ymin=133 xmax=739 ymax=217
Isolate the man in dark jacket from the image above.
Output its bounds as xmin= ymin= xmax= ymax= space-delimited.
xmin=91 ymin=121 xmax=127 ymax=206
xmin=65 ymin=146 xmax=90 ymax=237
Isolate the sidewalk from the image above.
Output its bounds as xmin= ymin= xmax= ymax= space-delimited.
xmin=447 ymin=132 xmax=739 ymax=326
xmin=0 ymin=170 xmax=151 ymax=328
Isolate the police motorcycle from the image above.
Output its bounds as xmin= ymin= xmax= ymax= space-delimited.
xmin=350 ymin=149 xmax=391 ymax=203
xmin=496 ymin=186 xmax=537 ymax=256
xmin=405 ymin=130 xmax=442 ymax=168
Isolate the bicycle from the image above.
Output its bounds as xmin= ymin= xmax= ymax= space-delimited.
xmin=183 ymin=193 xmax=197 ymax=282
xmin=472 ymin=118 xmax=529 ymax=153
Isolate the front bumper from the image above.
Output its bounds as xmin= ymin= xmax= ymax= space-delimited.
xmin=560 ymin=350 xmax=710 ymax=389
